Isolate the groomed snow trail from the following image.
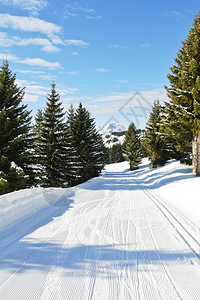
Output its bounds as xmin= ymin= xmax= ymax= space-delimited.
xmin=0 ymin=162 xmax=200 ymax=299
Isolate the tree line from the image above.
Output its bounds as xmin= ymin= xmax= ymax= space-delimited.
xmin=108 ymin=12 xmax=200 ymax=175
xmin=0 ymin=62 xmax=106 ymax=194
xmin=1 ymin=11 xmax=200 ymax=194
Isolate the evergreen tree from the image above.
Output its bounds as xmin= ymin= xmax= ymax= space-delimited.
xmin=36 ymin=82 xmax=66 ymax=187
xmin=109 ymin=143 xmax=125 ymax=163
xmin=165 ymin=12 xmax=200 ymax=175
xmin=0 ymin=60 xmax=32 ymax=194
xmin=33 ymin=109 xmax=45 ymax=186
xmin=70 ymin=103 xmax=106 ymax=182
xmin=122 ymin=122 xmax=142 ymax=170
xmin=142 ymin=100 xmax=168 ymax=168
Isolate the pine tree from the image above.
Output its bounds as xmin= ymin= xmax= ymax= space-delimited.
xmin=0 ymin=60 xmax=32 ymax=194
xmin=142 ymin=100 xmax=168 ymax=168
xmin=70 ymin=103 xmax=106 ymax=183
xmin=165 ymin=12 xmax=200 ymax=175
xmin=36 ymin=82 xmax=66 ymax=187
xmin=109 ymin=143 xmax=125 ymax=163
xmin=33 ymin=109 xmax=45 ymax=185
xmin=122 ymin=122 xmax=141 ymax=170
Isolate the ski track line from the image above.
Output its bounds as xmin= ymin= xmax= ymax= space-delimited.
xmin=136 ymin=201 xmax=182 ymax=300
xmin=0 ymin=189 xmax=97 ymax=299
xmin=1 ymin=167 xmax=200 ymax=299
xmin=136 ymin=180 xmax=200 ymax=299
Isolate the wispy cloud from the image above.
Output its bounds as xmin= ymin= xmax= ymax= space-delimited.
xmin=64 ymin=2 xmax=101 ymax=20
xmin=0 ymin=53 xmax=61 ymax=69
xmin=115 ymin=80 xmax=128 ymax=83
xmin=16 ymin=80 xmax=79 ymax=103
xmin=0 ymin=32 xmax=60 ymax=52
xmin=65 ymin=39 xmax=90 ymax=47
xmin=91 ymin=89 xmax=168 ymax=106
xmin=72 ymin=51 xmax=79 ymax=55
xmin=19 ymin=58 xmax=61 ymax=69
xmin=0 ymin=0 xmax=48 ymax=16
xmin=17 ymin=69 xmax=46 ymax=75
xmin=66 ymin=71 xmax=78 ymax=75
xmin=140 ymin=43 xmax=151 ymax=48
xmin=86 ymin=15 xmax=102 ymax=20
xmin=95 ymin=68 xmax=109 ymax=73
xmin=0 ymin=52 xmax=18 ymax=61
xmin=0 ymin=14 xmax=62 ymax=44
xmin=109 ymin=44 xmax=130 ymax=49
xmin=161 ymin=9 xmax=193 ymax=18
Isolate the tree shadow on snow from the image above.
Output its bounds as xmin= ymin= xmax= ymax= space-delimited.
xmin=0 ymin=243 xmax=196 ymax=277
xmin=83 ymin=161 xmax=195 ymax=191
xmin=0 ymin=192 xmax=75 ymax=253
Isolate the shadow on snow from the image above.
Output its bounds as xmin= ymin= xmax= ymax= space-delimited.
xmin=0 ymin=243 xmax=195 ymax=277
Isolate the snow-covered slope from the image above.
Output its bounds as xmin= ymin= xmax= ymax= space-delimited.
xmin=0 ymin=159 xmax=200 ymax=300
xmin=99 ymin=121 xmax=127 ymax=147
xmin=0 ymin=187 xmax=74 ymax=231
xmin=100 ymin=121 xmax=126 ymax=135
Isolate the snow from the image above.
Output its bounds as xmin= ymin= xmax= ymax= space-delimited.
xmin=99 ymin=122 xmax=127 ymax=147
xmin=0 ymin=187 xmax=74 ymax=231
xmin=0 ymin=159 xmax=200 ymax=299
xmin=99 ymin=121 xmax=126 ymax=135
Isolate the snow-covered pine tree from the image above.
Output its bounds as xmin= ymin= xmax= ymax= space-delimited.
xmin=0 ymin=60 xmax=32 ymax=194
xmin=36 ymin=82 xmax=66 ymax=187
xmin=165 ymin=12 xmax=200 ymax=175
xmin=70 ymin=103 xmax=106 ymax=183
xmin=122 ymin=122 xmax=141 ymax=170
xmin=142 ymin=100 xmax=168 ymax=168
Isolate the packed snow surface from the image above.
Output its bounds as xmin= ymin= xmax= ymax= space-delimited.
xmin=0 ymin=159 xmax=200 ymax=299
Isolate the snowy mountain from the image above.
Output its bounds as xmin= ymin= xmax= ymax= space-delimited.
xmin=99 ymin=121 xmax=127 ymax=147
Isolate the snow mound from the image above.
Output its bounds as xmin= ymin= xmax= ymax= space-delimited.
xmin=0 ymin=187 xmax=74 ymax=231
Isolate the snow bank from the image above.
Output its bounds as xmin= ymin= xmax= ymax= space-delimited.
xmin=134 ymin=159 xmax=200 ymax=229
xmin=0 ymin=187 xmax=74 ymax=231
xmin=104 ymin=159 xmax=200 ymax=229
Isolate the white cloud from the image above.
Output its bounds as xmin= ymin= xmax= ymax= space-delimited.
xmin=140 ymin=43 xmax=151 ymax=48
xmin=65 ymin=39 xmax=90 ymax=47
xmin=64 ymin=3 xmax=99 ymax=19
xmin=17 ymin=38 xmax=60 ymax=52
xmin=17 ymin=69 xmax=46 ymax=75
xmin=0 ymin=32 xmax=60 ymax=52
xmin=86 ymin=15 xmax=102 ymax=20
xmin=72 ymin=51 xmax=79 ymax=55
xmin=91 ymin=89 xmax=168 ymax=106
xmin=95 ymin=68 xmax=109 ymax=73
xmin=39 ymin=74 xmax=56 ymax=81
xmin=0 ymin=52 xmax=19 ymax=61
xmin=0 ymin=0 xmax=48 ymax=15
xmin=23 ymin=93 xmax=39 ymax=102
xmin=161 ymin=9 xmax=193 ymax=18
xmin=19 ymin=58 xmax=61 ymax=69
xmin=109 ymin=44 xmax=130 ymax=49
xmin=0 ymin=14 xmax=62 ymax=43
xmin=67 ymin=71 xmax=78 ymax=75
xmin=115 ymin=80 xmax=128 ymax=83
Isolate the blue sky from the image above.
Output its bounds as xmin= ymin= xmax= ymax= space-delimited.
xmin=0 ymin=0 xmax=199 ymax=129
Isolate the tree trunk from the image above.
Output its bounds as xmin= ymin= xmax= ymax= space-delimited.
xmin=192 ymin=133 xmax=200 ymax=176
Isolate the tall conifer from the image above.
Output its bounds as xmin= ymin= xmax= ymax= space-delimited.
xmin=71 ymin=103 xmax=106 ymax=182
xmin=122 ymin=122 xmax=141 ymax=170
xmin=0 ymin=60 xmax=32 ymax=194
xmin=142 ymin=100 xmax=168 ymax=168
xmin=37 ymin=82 xmax=66 ymax=187
xmin=165 ymin=12 xmax=200 ymax=175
